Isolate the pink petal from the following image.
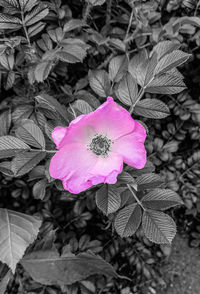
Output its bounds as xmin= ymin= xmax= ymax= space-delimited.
xmin=49 ymin=143 xmax=97 ymax=181
xmin=112 ymin=122 xmax=147 ymax=169
xmin=86 ymin=97 xmax=135 ymax=140
xmin=89 ymin=153 xmax=123 ymax=183
xmin=56 ymin=97 xmax=135 ymax=150
xmin=64 ymin=154 xmax=123 ymax=193
xmin=49 ymin=97 xmax=147 ymax=193
xmin=57 ymin=123 xmax=97 ymax=149
xmin=131 ymin=121 xmax=146 ymax=143
xmin=63 ymin=176 xmax=93 ymax=194
xmin=52 ymin=126 xmax=67 ymax=148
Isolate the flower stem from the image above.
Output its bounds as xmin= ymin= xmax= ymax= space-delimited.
xmin=129 ymin=87 xmax=145 ymax=115
xmin=30 ymin=149 xmax=57 ymax=154
xmin=21 ymin=10 xmax=31 ymax=47
xmin=127 ymin=184 xmax=146 ymax=210
xmin=124 ymin=8 xmax=134 ymax=41
xmin=83 ymin=2 xmax=92 ymax=22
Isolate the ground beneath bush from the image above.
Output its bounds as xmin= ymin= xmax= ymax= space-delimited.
xmin=157 ymin=234 xmax=200 ymax=294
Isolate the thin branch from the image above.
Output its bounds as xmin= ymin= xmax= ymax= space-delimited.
xmin=127 ymin=184 xmax=146 ymax=210
xmin=21 ymin=10 xmax=31 ymax=47
xmin=124 ymin=8 xmax=134 ymax=41
xmin=179 ymin=159 xmax=200 ymax=179
xmin=83 ymin=2 xmax=92 ymax=22
xmin=106 ymin=0 xmax=112 ymax=27
xmin=129 ymin=87 xmax=145 ymax=115
xmin=30 ymin=149 xmax=57 ymax=154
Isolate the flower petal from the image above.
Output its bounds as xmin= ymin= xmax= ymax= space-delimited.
xmin=89 ymin=152 xmax=123 ymax=183
xmin=57 ymin=97 xmax=135 ymax=149
xmin=113 ymin=126 xmax=147 ymax=169
xmin=86 ymin=97 xmax=135 ymax=140
xmin=52 ymin=126 xmax=67 ymax=148
xmin=49 ymin=143 xmax=97 ymax=181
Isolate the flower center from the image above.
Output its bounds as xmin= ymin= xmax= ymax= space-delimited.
xmin=88 ymin=134 xmax=113 ymax=157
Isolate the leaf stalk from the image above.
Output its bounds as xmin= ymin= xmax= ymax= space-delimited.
xmin=129 ymin=87 xmax=145 ymax=115
xmin=127 ymin=184 xmax=146 ymax=210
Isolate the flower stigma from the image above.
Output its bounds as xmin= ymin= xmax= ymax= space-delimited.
xmin=88 ymin=134 xmax=113 ymax=157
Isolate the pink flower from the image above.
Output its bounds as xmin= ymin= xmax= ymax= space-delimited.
xmin=49 ymin=97 xmax=146 ymax=194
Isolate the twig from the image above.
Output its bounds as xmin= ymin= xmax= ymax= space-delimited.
xmin=21 ymin=10 xmax=31 ymax=47
xmin=124 ymin=8 xmax=134 ymax=41
xmin=83 ymin=2 xmax=92 ymax=22
xmin=179 ymin=159 xmax=200 ymax=179
xmin=97 ymin=52 xmax=115 ymax=69
xmin=124 ymin=26 xmax=140 ymax=44
xmin=129 ymin=87 xmax=145 ymax=115
xmin=127 ymin=184 xmax=146 ymax=210
xmin=106 ymin=0 xmax=112 ymax=27
xmin=30 ymin=149 xmax=57 ymax=154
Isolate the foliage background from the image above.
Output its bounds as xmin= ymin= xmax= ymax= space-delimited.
xmin=0 ymin=0 xmax=200 ymax=293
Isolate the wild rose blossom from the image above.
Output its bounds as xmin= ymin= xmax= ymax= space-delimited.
xmin=49 ymin=97 xmax=146 ymax=194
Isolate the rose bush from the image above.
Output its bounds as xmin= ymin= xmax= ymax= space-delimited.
xmin=0 ymin=0 xmax=199 ymax=293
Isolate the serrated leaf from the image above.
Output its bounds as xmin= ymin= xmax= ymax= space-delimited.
xmin=108 ymin=55 xmax=128 ymax=83
xmin=134 ymin=99 xmax=170 ymax=119
xmin=33 ymin=178 xmax=47 ymax=200
xmin=34 ymin=61 xmax=54 ymax=82
xmin=21 ymin=246 xmax=117 ymax=286
xmin=141 ymin=189 xmax=183 ymax=210
xmin=115 ymin=73 xmax=138 ymax=106
xmin=5 ymin=71 xmax=15 ymax=90
xmin=0 ymin=208 xmax=41 ymax=273
xmin=154 ymin=50 xmax=191 ymax=75
xmin=37 ymin=33 xmax=53 ymax=51
xmin=12 ymin=151 xmax=46 ymax=177
xmin=129 ymin=160 xmax=155 ymax=176
xmin=0 ymin=54 xmax=9 ymax=70
xmin=56 ymin=45 xmax=87 ymax=63
xmin=0 ymin=0 xmax=19 ymax=14
xmin=114 ymin=203 xmax=142 ymax=237
xmin=72 ymin=99 xmax=93 ymax=115
xmin=142 ymin=209 xmax=176 ymax=244
xmin=63 ymin=19 xmax=86 ymax=33
xmin=165 ymin=67 xmax=184 ymax=79
xmin=173 ymin=16 xmax=200 ymax=32
xmin=61 ymin=38 xmax=88 ymax=48
xmin=88 ymin=70 xmax=110 ymax=97
xmin=0 ymin=13 xmax=22 ymax=29
xmin=128 ymin=49 xmax=148 ymax=87
xmin=152 ymin=41 xmax=180 ymax=60
xmin=24 ymin=4 xmax=49 ymax=26
xmin=0 ymin=161 xmax=14 ymax=177
xmin=15 ymin=120 xmax=45 ymax=149
xmin=18 ymin=0 xmax=38 ymax=12
xmin=108 ymin=38 xmax=126 ymax=52
xmin=144 ymin=51 xmax=158 ymax=87
xmin=35 ymin=94 xmax=68 ymax=124
xmin=0 ymin=109 xmax=11 ymax=137
xmin=136 ymin=173 xmax=163 ymax=190
xmin=29 ymin=165 xmax=45 ymax=180
xmin=86 ymin=0 xmax=106 ymax=6
xmin=74 ymin=90 xmax=100 ymax=108
xmin=0 ymin=136 xmax=30 ymax=159
xmin=0 ymin=265 xmax=12 ymax=294
xmin=12 ymin=105 xmax=33 ymax=124
xmin=96 ymin=185 xmax=121 ymax=215
xmin=48 ymin=28 xmax=64 ymax=43
xmin=28 ymin=21 xmax=45 ymax=38
xmin=163 ymin=140 xmax=179 ymax=153
xmin=145 ymin=74 xmax=186 ymax=94
xmin=117 ymin=171 xmax=136 ymax=185
xmin=120 ymin=189 xmax=132 ymax=208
